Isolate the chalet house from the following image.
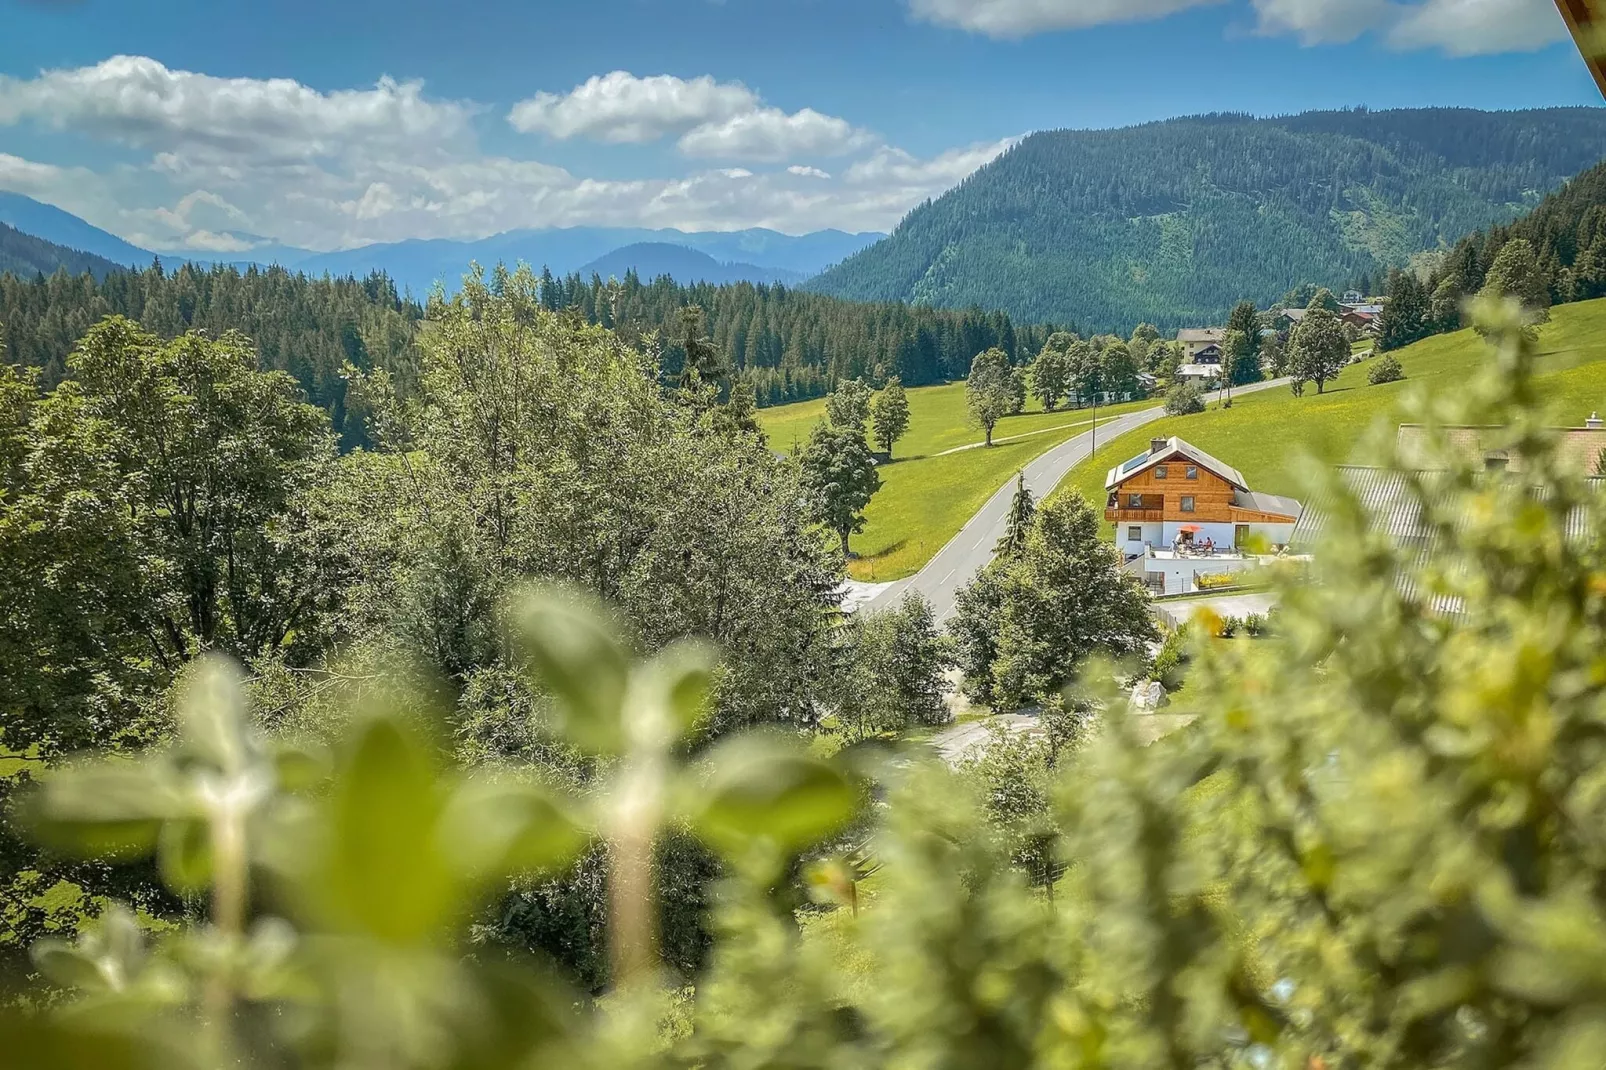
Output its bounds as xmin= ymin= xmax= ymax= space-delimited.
xmin=1340 ymin=304 xmax=1384 ymax=335
xmin=1105 ymin=437 xmax=1303 ymax=594
xmin=1273 ymin=307 xmax=1309 ymax=333
xmin=1176 ymin=328 xmax=1226 ymax=362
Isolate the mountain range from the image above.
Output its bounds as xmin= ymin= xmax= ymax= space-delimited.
xmin=0 ymin=192 xmax=882 ymax=294
xmin=808 ymin=107 xmax=1606 ymax=332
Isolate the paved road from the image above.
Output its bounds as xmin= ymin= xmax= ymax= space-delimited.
xmin=862 ymin=378 xmax=1290 ymax=620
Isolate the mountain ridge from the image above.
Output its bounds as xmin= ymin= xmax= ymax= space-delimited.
xmin=809 ymin=106 xmax=1606 ymax=333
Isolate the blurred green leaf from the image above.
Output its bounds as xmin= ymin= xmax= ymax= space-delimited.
xmin=30 ymin=763 xmax=187 ymax=858
xmin=31 ymin=943 xmax=109 ymax=993
xmin=156 ymin=818 xmax=211 ymax=895
xmin=0 ymin=1016 xmax=192 ymax=1070
xmin=626 ymin=640 xmax=717 ymax=749
xmin=272 ymin=741 xmax=332 ymax=792
xmin=175 ymin=655 xmax=251 ymax=772
xmin=510 ymin=587 xmax=629 ymax=753
xmin=440 ymin=779 xmax=589 ymax=881
xmin=316 ymin=717 xmax=458 ymax=944
xmin=691 ymin=734 xmax=859 ymax=859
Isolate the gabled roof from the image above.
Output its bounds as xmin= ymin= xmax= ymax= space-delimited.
xmin=1106 ymin=436 xmax=1248 ymax=491
xmin=1177 ymin=328 xmax=1226 ymax=343
xmin=1279 ymin=308 xmax=1310 ymax=323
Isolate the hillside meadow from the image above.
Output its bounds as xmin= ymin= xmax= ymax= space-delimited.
xmin=1053 ymin=297 xmax=1606 ymax=517
xmin=759 ymin=382 xmax=1151 ymax=580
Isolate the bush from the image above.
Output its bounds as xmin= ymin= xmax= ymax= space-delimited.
xmin=1164 ymin=383 xmax=1206 ymax=415
xmin=1243 ymin=612 xmax=1268 ymax=637
xmin=1195 ymin=572 xmax=1240 ymax=590
xmin=1216 ymin=615 xmax=1240 ymax=638
xmin=1368 ymin=353 xmax=1405 ymax=384
xmin=1151 ymin=626 xmax=1192 ymax=690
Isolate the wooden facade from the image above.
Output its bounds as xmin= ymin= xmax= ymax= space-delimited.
xmin=1104 ymin=451 xmax=1299 ymax=527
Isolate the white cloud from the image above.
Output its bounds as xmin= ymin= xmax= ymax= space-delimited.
xmin=1387 ymin=0 xmax=1567 ymax=55
xmin=678 ymin=107 xmax=873 ymax=162
xmin=907 ymin=0 xmax=1222 ymax=38
xmin=1249 ymin=0 xmax=1393 ymax=44
xmin=0 ymin=56 xmax=1005 ymax=249
xmin=0 ymin=55 xmax=473 ymax=165
xmin=511 ymin=71 xmax=873 ymax=163
xmin=905 ymin=0 xmax=1571 ymax=53
xmin=507 ymin=71 xmax=757 ymax=143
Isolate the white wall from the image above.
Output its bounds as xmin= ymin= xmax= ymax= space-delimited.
xmin=1117 ymin=521 xmax=1164 ymax=558
xmin=1144 ymin=554 xmax=1256 ymax=596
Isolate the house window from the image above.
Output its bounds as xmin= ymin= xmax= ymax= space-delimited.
xmin=1128 ymin=494 xmax=1144 ymax=509
xmin=1186 ymin=466 xmax=1199 ymax=480
xmin=1180 ymin=496 xmax=1196 ymax=513
xmin=1155 ymin=465 xmax=1168 ymax=479
xmin=1128 ymin=526 xmax=1143 ymax=541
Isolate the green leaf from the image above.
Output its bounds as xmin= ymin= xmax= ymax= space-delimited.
xmin=440 ymin=779 xmax=589 ymax=881
xmin=157 ymin=818 xmax=212 ymax=894
xmin=30 ymin=942 xmax=108 ymax=992
xmin=272 ymin=741 xmax=331 ymax=792
xmin=176 ymin=655 xmax=251 ymax=773
xmin=30 ymin=762 xmax=187 ymax=858
xmin=317 ymin=717 xmax=458 ymax=944
xmin=691 ymin=734 xmax=859 ymax=859
xmin=510 ymin=587 xmax=629 ymax=753
xmin=627 ymin=640 xmax=717 ymax=747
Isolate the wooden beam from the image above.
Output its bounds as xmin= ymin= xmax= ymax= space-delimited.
xmin=1556 ymin=0 xmax=1606 ymax=98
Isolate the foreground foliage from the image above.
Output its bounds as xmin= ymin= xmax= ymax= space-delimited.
xmin=9 ymin=301 xmax=1606 ymax=1070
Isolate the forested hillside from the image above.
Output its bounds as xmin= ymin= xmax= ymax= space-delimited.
xmin=0 ymin=223 xmax=124 ymax=281
xmin=811 ymin=107 xmax=1606 ymax=332
xmin=0 ymin=262 xmax=423 ymax=448
xmin=541 ymin=268 xmax=1059 ymax=404
xmin=1379 ymin=158 xmax=1606 ymax=351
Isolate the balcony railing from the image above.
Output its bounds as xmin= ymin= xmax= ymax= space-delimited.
xmin=1106 ymin=507 xmax=1165 ymax=522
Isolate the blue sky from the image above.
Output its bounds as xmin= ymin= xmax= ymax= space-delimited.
xmin=0 ymin=0 xmax=1599 ymax=251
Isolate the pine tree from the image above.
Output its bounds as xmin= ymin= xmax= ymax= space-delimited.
xmin=1379 ymin=268 xmax=1430 ymax=352
xmin=995 ymin=472 xmax=1036 ymax=559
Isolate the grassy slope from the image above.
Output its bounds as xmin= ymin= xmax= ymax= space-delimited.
xmin=760 ymin=382 xmax=1151 ymax=581
xmin=1053 ymin=299 xmax=1606 ymax=518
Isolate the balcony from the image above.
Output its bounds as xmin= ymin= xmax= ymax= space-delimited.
xmin=1106 ymin=507 xmax=1165 ymax=523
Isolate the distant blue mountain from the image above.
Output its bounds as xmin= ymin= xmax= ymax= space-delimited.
xmin=293 ymin=226 xmax=883 ymax=296
xmin=0 ymin=193 xmax=884 ymax=295
xmin=0 ymin=192 xmax=155 ymax=266
xmin=578 ymin=243 xmax=804 ymax=286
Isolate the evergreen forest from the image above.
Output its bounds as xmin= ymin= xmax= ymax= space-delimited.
xmin=811 ymin=107 xmax=1606 ymax=331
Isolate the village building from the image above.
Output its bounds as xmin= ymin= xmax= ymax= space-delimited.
xmin=1176 ymin=327 xmax=1227 ymax=362
xmin=1105 ymin=436 xmax=1303 ymax=594
xmin=1396 ymin=415 xmax=1606 ymax=474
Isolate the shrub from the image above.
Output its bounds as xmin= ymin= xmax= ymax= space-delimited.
xmin=1243 ymin=612 xmax=1268 ymax=637
xmin=1195 ymin=572 xmax=1240 ymax=590
xmin=1216 ymin=615 xmax=1240 ymax=638
xmin=1151 ymin=626 xmax=1192 ymax=690
xmin=1368 ymin=353 xmax=1405 ymax=385
xmin=1164 ymin=383 xmax=1206 ymax=415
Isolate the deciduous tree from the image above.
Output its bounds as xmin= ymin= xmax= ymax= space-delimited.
xmin=1287 ymin=306 xmax=1348 ymax=394
xmin=869 ymin=377 xmax=910 ymax=457
xmin=965 ymin=348 xmax=1016 ymax=447
xmin=800 ymin=420 xmax=881 ymax=558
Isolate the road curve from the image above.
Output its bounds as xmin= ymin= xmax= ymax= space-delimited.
xmin=861 ymin=378 xmax=1290 ymax=620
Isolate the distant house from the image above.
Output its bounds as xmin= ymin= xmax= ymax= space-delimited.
xmin=1105 ymin=436 xmax=1303 ymax=594
xmin=1176 ymin=328 xmax=1226 ymax=361
xmin=1136 ymin=372 xmax=1161 ymax=394
xmin=1273 ymin=307 xmax=1309 ymax=333
xmin=1343 ymin=290 xmax=1364 ymax=304
xmin=1174 ymin=363 xmax=1224 ymax=387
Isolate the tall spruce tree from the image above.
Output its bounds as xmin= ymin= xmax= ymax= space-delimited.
xmin=995 ymin=472 xmax=1036 ymax=559
xmin=1379 ymin=268 xmax=1430 ymax=351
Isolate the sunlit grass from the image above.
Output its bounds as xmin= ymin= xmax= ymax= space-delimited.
xmin=761 ymin=384 xmax=1153 ymax=580
xmin=1051 ymin=298 xmax=1606 ymax=522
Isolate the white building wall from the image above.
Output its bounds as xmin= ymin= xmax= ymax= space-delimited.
xmin=1143 ymin=553 xmax=1257 ymax=596
xmin=1117 ymin=522 xmax=1164 ymax=558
